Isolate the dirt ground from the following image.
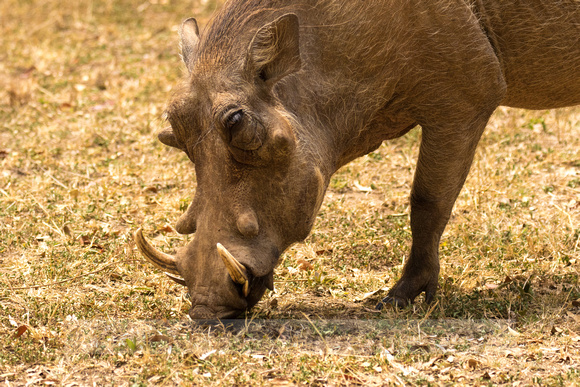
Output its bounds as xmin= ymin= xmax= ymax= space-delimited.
xmin=1 ymin=0 xmax=579 ymax=385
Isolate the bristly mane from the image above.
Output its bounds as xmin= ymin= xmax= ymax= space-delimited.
xmin=198 ymin=0 xmax=303 ymax=64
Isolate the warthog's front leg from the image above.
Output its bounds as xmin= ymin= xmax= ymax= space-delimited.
xmin=378 ymin=114 xmax=496 ymax=308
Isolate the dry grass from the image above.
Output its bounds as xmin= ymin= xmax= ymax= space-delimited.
xmin=1 ymin=0 xmax=579 ymax=385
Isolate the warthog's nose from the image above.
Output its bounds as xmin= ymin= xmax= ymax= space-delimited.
xmin=189 ymin=305 xmax=242 ymax=319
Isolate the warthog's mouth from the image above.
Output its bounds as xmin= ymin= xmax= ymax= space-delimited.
xmin=188 ymin=305 xmax=245 ymax=320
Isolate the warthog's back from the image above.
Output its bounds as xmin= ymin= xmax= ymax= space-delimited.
xmin=478 ymin=0 xmax=580 ymax=109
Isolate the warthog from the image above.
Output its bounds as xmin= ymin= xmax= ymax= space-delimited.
xmin=135 ymin=0 xmax=580 ymax=319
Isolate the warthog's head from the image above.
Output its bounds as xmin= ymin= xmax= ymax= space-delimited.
xmin=136 ymin=13 xmax=329 ymax=319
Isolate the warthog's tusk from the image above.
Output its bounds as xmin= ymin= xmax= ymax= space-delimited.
xmin=164 ymin=272 xmax=187 ymax=286
xmin=134 ymin=228 xmax=181 ymax=277
xmin=217 ymin=243 xmax=250 ymax=297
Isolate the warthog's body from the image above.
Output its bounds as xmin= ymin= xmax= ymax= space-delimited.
xmin=136 ymin=0 xmax=580 ymax=318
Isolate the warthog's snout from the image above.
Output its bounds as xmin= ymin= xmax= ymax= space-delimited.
xmin=135 ymin=229 xmax=275 ymax=318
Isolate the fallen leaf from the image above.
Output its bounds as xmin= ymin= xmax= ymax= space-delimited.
xmin=109 ymin=273 xmax=124 ymax=281
xmin=551 ymin=325 xmax=563 ymax=335
xmin=342 ymin=364 xmax=367 ymax=382
xmin=287 ymin=266 xmax=299 ymax=274
xmin=157 ymin=224 xmax=174 ymax=233
xmin=90 ymin=244 xmax=104 ymax=251
xmin=15 ymin=325 xmax=28 ymax=338
xmin=39 ymin=378 xmax=59 ymax=385
xmin=424 ymin=355 xmax=443 ymax=368
xmin=566 ymin=311 xmax=580 ymax=323
xmin=356 ymin=287 xmax=389 ymax=302
xmin=200 ymin=350 xmax=216 ymax=360
xmin=539 ymin=347 xmax=562 ymax=352
xmin=354 ymin=181 xmax=372 ymax=192
xmin=466 ymin=358 xmax=480 ymax=369
xmin=505 ymin=348 xmax=523 ymax=357
xmin=63 ymin=224 xmax=73 ymax=237
xmin=296 ymin=258 xmax=313 ymax=271
xmin=149 ymin=334 xmax=172 ymax=343
xmin=17 ymin=65 xmax=36 ymax=78
xmin=90 ymin=101 xmax=115 ymax=112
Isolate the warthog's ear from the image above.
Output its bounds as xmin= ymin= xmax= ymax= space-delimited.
xmin=180 ymin=18 xmax=200 ymax=71
xmin=247 ymin=13 xmax=301 ymax=84
xmin=158 ymin=126 xmax=185 ymax=150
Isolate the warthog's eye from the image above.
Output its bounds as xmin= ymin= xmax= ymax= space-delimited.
xmin=224 ymin=110 xmax=244 ymax=131
xmin=219 ymin=107 xmax=266 ymax=155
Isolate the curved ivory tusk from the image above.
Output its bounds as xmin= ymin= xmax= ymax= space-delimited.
xmin=164 ymin=272 xmax=187 ymax=286
xmin=134 ymin=228 xmax=181 ymax=276
xmin=217 ymin=243 xmax=250 ymax=297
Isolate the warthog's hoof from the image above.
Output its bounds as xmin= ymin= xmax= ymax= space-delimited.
xmin=375 ymin=295 xmax=410 ymax=310
xmin=375 ymin=273 xmax=438 ymax=310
